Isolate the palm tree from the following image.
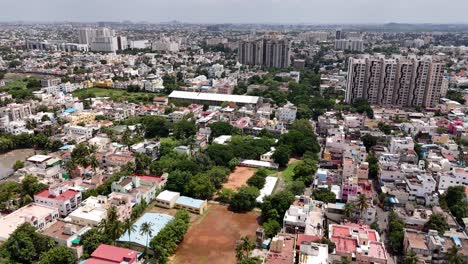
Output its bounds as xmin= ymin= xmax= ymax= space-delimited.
xmin=356 ymin=194 xmax=369 ymax=217
xmin=122 ymin=218 xmax=136 ymax=244
xmin=447 ymin=245 xmax=465 ymax=264
xmin=343 ymin=202 xmax=355 ymax=218
xmin=405 ymin=250 xmax=418 ymax=264
xmin=140 ymin=222 xmax=154 ymax=253
xmin=235 ymin=236 xmax=255 ymax=260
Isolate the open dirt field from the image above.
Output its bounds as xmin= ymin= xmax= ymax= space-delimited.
xmin=222 ymin=166 xmax=256 ymax=190
xmin=170 ymin=204 xmax=260 ymax=264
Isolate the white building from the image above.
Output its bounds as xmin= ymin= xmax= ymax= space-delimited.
xmin=390 ymin=137 xmax=415 ymax=154
xmin=438 ymin=168 xmax=468 ymax=190
xmin=155 ymin=190 xmax=180 ymax=209
xmin=152 ymin=39 xmax=180 ymax=52
xmin=335 ymin=39 xmax=364 ymax=52
xmin=34 ymin=184 xmax=82 ymax=217
xmin=67 ymin=196 xmax=109 ymax=227
xmin=276 ymin=102 xmax=297 ymax=123
xmin=0 ymin=203 xmax=59 ymax=241
xmin=64 ymin=124 xmax=95 ymax=139
xmin=298 ymin=242 xmax=329 ymax=264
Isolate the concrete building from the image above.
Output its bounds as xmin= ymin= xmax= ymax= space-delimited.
xmin=335 ymin=39 xmax=364 ymax=52
xmin=0 ymin=203 xmax=59 ymax=241
xmin=152 ymin=39 xmax=180 ymax=52
xmin=298 ymin=242 xmax=329 ymax=264
xmin=238 ymin=37 xmax=291 ymax=68
xmin=42 ymin=220 xmax=90 ymax=259
xmin=85 ymin=244 xmax=141 ymax=264
xmin=168 ymin=91 xmax=260 ymax=108
xmin=34 ymin=184 xmax=82 ymax=217
xmin=346 ymin=56 xmax=445 ymax=108
xmin=118 ymin=213 xmax=173 ymax=248
xmin=276 ymin=102 xmax=297 ymax=123
xmin=438 ymin=167 xmax=468 ymax=190
xmin=155 ymin=190 xmax=207 ymax=214
xmin=26 ymin=40 xmax=88 ymax=52
xmin=111 ymin=175 xmax=160 ymax=204
xmin=155 ymin=190 xmax=180 ymax=209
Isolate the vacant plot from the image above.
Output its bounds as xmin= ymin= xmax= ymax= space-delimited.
xmin=223 ymin=166 xmax=256 ymax=190
xmin=72 ymin=87 xmax=163 ymax=103
xmin=281 ymin=159 xmax=300 ymax=183
xmin=171 ymin=204 xmax=259 ymax=264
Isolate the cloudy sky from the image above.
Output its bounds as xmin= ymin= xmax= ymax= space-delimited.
xmin=0 ymin=0 xmax=466 ymax=24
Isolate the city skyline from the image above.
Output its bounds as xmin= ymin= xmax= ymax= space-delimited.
xmin=2 ymin=0 xmax=468 ymax=24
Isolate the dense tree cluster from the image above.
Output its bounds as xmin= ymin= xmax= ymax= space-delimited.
xmin=387 ymin=211 xmax=405 ymax=254
xmin=0 ymin=223 xmax=74 ymax=264
xmin=150 ymin=210 xmax=190 ymax=263
xmin=0 ymin=132 xmax=63 ymax=153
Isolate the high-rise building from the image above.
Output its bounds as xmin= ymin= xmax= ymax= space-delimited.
xmin=346 ymin=55 xmax=445 ymax=108
xmin=335 ymin=39 xmax=364 ymax=52
xmin=77 ymin=28 xmax=126 ymax=52
xmin=335 ymin=29 xmax=342 ymax=40
xmin=238 ymin=37 xmax=290 ymax=68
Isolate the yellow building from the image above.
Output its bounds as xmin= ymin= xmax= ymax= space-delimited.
xmin=68 ymin=112 xmax=96 ymax=125
xmin=94 ymin=79 xmax=113 ymax=88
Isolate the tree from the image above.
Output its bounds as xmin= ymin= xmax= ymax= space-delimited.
xmin=173 ymin=120 xmax=197 ymax=140
xmin=135 ymin=153 xmax=152 ymax=174
xmin=81 ymin=228 xmax=110 ymax=257
xmin=366 ymin=154 xmax=379 ymax=179
xmin=21 ymin=174 xmax=47 ymax=201
xmin=122 ymin=218 xmax=136 ymax=244
xmin=39 ymin=246 xmax=75 ymax=264
xmin=142 ymin=116 xmax=170 ymax=138
xmin=262 ymin=219 xmax=281 ymax=237
xmin=405 ymin=250 xmax=418 ymax=264
xmin=260 ymin=190 xmax=295 ymax=222
xmin=272 ymin=145 xmax=291 ymax=167
xmin=218 ymin=188 xmax=235 ymax=203
xmin=166 ymin=170 xmax=192 ymax=193
xmin=424 ymin=214 xmax=449 ymax=235
xmin=140 ymin=222 xmax=154 ymax=251
xmin=356 ymin=194 xmax=370 ymax=216
xmin=315 ymin=237 xmax=336 ymax=253
xmin=209 ymin=121 xmax=234 ymax=138
xmin=13 ymin=160 xmax=24 ymax=170
xmin=447 ymin=245 xmax=465 ymax=264
xmin=370 ymin=221 xmax=380 ymax=233
xmin=205 ymin=144 xmax=234 ymax=166
xmin=186 ymin=173 xmax=216 ymax=199
xmin=286 ymin=181 xmax=305 ymax=195
xmin=247 ymin=174 xmax=266 ymax=189
xmin=230 ymin=186 xmax=260 ymax=212
xmin=361 ymin=134 xmax=377 ymax=152
xmin=205 ymin=166 xmax=230 ymax=189
xmin=312 ymin=188 xmax=336 ymax=203
xmin=378 ymin=122 xmax=392 ymax=135
xmin=236 ymin=236 xmax=256 ymax=261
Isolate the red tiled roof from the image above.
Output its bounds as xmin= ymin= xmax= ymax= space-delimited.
xmin=296 ymin=234 xmax=322 ymax=249
xmin=331 ymin=235 xmax=358 ymax=253
xmin=90 ymin=244 xmax=137 ymax=263
xmin=131 ymin=174 xmax=164 ymax=183
xmin=35 ymin=189 xmax=79 ymax=201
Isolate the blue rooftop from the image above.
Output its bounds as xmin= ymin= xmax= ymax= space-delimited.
xmin=64 ymin=108 xmax=76 ymax=113
xmin=176 ymin=196 xmax=204 ymax=208
xmin=59 ymin=144 xmax=74 ymax=151
xmin=118 ymin=213 xmax=173 ymax=247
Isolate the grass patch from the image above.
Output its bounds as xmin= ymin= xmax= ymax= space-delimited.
xmin=73 ymin=87 xmax=164 ymax=104
xmin=281 ymin=161 xmax=300 ymax=183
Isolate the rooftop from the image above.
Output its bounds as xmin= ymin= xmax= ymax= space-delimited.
xmin=156 ymin=190 xmax=180 ymax=201
xmin=176 ymin=196 xmax=205 ymax=208
xmin=118 ymin=213 xmax=173 ymax=247
xmin=169 ymin=91 xmax=260 ymax=104
xmin=27 ymin=154 xmax=52 ymax=163
xmin=35 ymin=189 xmax=80 ymax=201
xmin=87 ymin=244 xmax=138 ymax=263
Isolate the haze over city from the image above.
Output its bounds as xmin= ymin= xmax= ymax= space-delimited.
xmin=2 ymin=0 xmax=468 ymax=24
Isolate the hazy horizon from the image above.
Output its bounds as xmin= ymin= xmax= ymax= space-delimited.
xmin=1 ymin=0 xmax=468 ymax=24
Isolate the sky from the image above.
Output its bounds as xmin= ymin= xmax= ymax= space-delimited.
xmin=1 ymin=0 xmax=467 ymax=24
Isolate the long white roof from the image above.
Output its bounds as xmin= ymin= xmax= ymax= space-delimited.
xmin=169 ymin=91 xmax=260 ymax=104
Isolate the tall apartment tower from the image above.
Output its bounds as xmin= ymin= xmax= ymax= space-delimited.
xmin=238 ymin=37 xmax=290 ymax=68
xmin=336 ymin=29 xmax=342 ymax=40
xmin=78 ymin=28 xmax=96 ymax=45
xmin=346 ymin=56 xmax=445 ymax=108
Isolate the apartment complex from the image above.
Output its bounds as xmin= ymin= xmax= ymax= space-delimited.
xmin=345 ymin=55 xmax=445 ymax=107
xmin=238 ymin=37 xmax=291 ymax=68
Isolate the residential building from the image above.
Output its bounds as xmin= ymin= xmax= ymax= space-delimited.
xmin=34 ymin=184 xmax=82 ymax=217
xmin=42 ymin=220 xmax=90 ymax=259
xmin=84 ymin=244 xmax=141 ymax=264
xmin=0 ymin=203 xmax=59 ymax=241
xmin=335 ymin=39 xmax=364 ymax=52
xmin=298 ymin=242 xmax=329 ymax=264
xmin=111 ymin=175 xmax=159 ymax=204
xmin=276 ymin=102 xmax=297 ymax=123
xmin=345 ymin=56 xmax=445 ymax=107
xmin=238 ymin=37 xmax=291 ymax=68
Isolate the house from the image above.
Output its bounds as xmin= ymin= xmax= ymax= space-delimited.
xmin=34 ymin=184 xmax=82 ymax=217
xmin=0 ymin=203 xmax=59 ymax=241
xmin=283 ymin=200 xmax=325 ymax=236
xmin=111 ymin=175 xmax=159 ymax=204
xmin=21 ymin=154 xmax=61 ymax=178
xmin=84 ymin=244 xmax=141 ymax=264
xmin=155 ymin=190 xmax=180 ymax=209
xmin=41 ymin=220 xmax=91 ymax=259
xmin=260 ymin=147 xmax=276 ymax=162
xmin=265 ymin=234 xmax=296 ymax=264
xmin=298 ymin=242 xmax=329 ymax=264
xmin=155 ymin=190 xmax=208 ymax=214
xmin=329 ymin=223 xmax=387 ymax=264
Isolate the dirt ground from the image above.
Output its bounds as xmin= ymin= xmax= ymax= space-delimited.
xmin=222 ymin=166 xmax=256 ymax=190
xmin=170 ymin=204 xmax=260 ymax=264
